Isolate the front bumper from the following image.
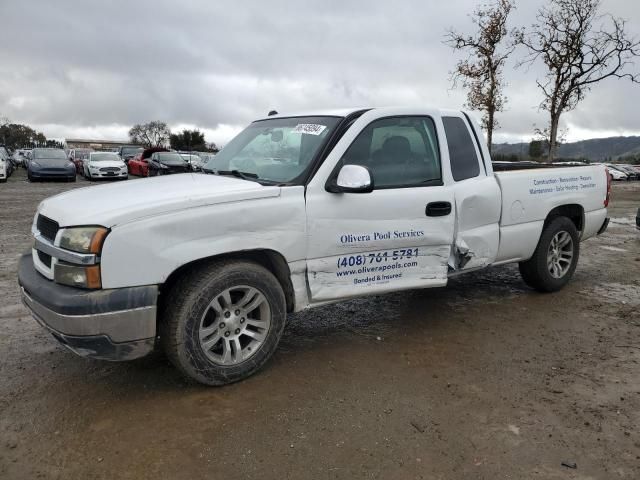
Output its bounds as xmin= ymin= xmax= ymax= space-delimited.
xmin=18 ymin=253 xmax=158 ymax=361
xmin=90 ymin=172 xmax=128 ymax=179
xmin=30 ymin=171 xmax=75 ymax=180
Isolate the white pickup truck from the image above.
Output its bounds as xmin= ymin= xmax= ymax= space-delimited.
xmin=18 ymin=107 xmax=610 ymax=385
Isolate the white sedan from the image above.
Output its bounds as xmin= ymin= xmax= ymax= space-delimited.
xmin=604 ymin=164 xmax=629 ymax=181
xmin=83 ymin=152 xmax=128 ymax=180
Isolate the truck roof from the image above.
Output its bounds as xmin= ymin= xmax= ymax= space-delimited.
xmin=254 ymin=107 xmax=367 ymax=121
xmin=255 ymin=107 xmax=468 ymax=122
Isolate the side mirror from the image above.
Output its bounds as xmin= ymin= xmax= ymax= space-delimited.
xmin=327 ymin=164 xmax=374 ymax=193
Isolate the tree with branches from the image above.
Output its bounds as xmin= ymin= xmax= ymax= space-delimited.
xmin=169 ymin=129 xmax=207 ymax=151
xmin=129 ymin=121 xmax=171 ymax=148
xmin=518 ymin=0 xmax=640 ymax=161
xmin=445 ymin=0 xmax=515 ymax=152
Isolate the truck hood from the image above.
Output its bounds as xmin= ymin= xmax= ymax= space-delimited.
xmin=38 ymin=173 xmax=281 ymax=228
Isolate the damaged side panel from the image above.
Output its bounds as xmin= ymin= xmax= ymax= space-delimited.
xmin=448 ymin=176 xmax=502 ymax=272
xmin=308 ymin=245 xmax=451 ymax=302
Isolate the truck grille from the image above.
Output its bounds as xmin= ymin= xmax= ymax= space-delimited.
xmin=37 ymin=215 xmax=59 ymax=242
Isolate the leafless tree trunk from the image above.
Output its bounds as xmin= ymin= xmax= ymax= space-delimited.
xmin=445 ymin=0 xmax=515 ymax=153
xmin=518 ymin=0 xmax=640 ymax=162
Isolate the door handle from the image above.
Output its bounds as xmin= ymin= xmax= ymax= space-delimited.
xmin=426 ymin=201 xmax=452 ymax=217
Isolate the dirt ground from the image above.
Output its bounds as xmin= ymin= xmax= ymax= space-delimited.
xmin=0 ymin=168 xmax=638 ymax=479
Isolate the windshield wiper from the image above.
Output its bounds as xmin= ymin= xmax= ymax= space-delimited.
xmin=215 ymin=169 xmax=259 ymax=181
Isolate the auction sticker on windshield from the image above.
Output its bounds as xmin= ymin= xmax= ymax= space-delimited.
xmin=292 ymin=124 xmax=327 ymax=135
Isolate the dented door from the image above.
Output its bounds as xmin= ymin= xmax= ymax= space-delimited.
xmin=304 ymin=111 xmax=456 ymax=302
xmin=305 ymin=187 xmax=456 ymax=301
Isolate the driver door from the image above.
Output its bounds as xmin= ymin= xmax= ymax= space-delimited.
xmin=305 ymin=111 xmax=455 ymax=302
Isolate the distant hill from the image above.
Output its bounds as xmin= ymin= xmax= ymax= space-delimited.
xmin=492 ymin=136 xmax=640 ymax=161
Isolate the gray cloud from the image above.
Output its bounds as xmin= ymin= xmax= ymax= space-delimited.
xmin=0 ymin=0 xmax=638 ymax=144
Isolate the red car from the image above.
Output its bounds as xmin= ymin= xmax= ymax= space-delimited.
xmin=127 ymin=152 xmax=148 ymax=176
xmin=128 ymin=147 xmax=169 ymax=177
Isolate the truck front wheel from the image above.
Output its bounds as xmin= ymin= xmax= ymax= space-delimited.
xmin=518 ymin=216 xmax=580 ymax=292
xmin=160 ymin=260 xmax=287 ymax=386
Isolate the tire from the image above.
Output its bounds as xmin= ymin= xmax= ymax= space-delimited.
xmin=160 ymin=260 xmax=287 ymax=386
xmin=519 ymin=216 xmax=580 ymax=292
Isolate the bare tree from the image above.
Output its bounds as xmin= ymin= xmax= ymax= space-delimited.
xmin=445 ymin=0 xmax=515 ymax=152
xmin=518 ymin=0 xmax=640 ymax=161
xmin=129 ymin=121 xmax=171 ymax=148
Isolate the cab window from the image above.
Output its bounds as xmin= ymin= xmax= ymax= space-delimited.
xmin=339 ymin=116 xmax=441 ymax=188
xmin=443 ymin=116 xmax=481 ymax=181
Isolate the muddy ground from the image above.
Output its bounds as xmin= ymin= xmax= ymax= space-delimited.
xmin=0 ymin=168 xmax=638 ymax=479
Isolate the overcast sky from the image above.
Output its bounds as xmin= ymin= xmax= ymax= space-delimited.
xmin=1 ymin=0 xmax=638 ymax=145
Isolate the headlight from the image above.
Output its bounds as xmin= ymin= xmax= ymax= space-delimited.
xmin=58 ymin=226 xmax=108 ymax=254
xmin=54 ymin=262 xmax=101 ymax=289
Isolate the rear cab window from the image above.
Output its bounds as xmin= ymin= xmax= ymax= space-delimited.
xmin=442 ymin=116 xmax=481 ymax=182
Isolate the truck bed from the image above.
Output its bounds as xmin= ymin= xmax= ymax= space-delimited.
xmin=491 ymin=164 xmax=608 ymax=264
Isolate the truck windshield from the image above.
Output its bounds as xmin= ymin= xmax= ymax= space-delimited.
xmin=204 ymin=116 xmax=341 ymax=184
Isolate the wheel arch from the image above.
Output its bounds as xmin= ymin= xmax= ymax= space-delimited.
xmin=544 ymin=204 xmax=584 ymax=233
xmin=159 ymin=249 xmax=296 ymax=314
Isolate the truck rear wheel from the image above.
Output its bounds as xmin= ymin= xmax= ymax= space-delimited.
xmin=160 ymin=260 xmax=287 ymax=386
xmin=518 ymin=216 xmax=579 ymax=292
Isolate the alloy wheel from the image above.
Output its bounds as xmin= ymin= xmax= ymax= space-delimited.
xmin=198 ymin=285 xmax=271 ymax=365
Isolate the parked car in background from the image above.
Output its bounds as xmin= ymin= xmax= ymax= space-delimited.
xmin=127 ymin=147 xmax=168 ymax=177
xmin=23 ymin=150 xmax=33 ymax=169
xmin=0 ymin=146 xmax=13 ymax=182
xmin=69 ymin=148 xmax=93 ymax=174
xmin=179 ymin=152 xmax=204 ymax=171
xmin=117 ymin=145 xmax=143 ymax=163
xmin=83 ymin=152 xmax=128 ymax=180
xmin=603 ymin=164 xmax=631 ymax=181
xmin=148 ymin=151 xmax=191 ymax=176
xmin=197 ymin=152 xmax=216 ymax=164
xmin=27 ymin=148 xmax=76 ymax=182
xmin=127 ymin=152 xmax=148 ymax=177
xmin=614 ymin=164 xmax=640 ymax=180
xmin=12 ymin=150 xmax=25 ymax=167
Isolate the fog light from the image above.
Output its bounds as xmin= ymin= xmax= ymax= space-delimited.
xmin=54 ymin=262 xmax=101 ymax=289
